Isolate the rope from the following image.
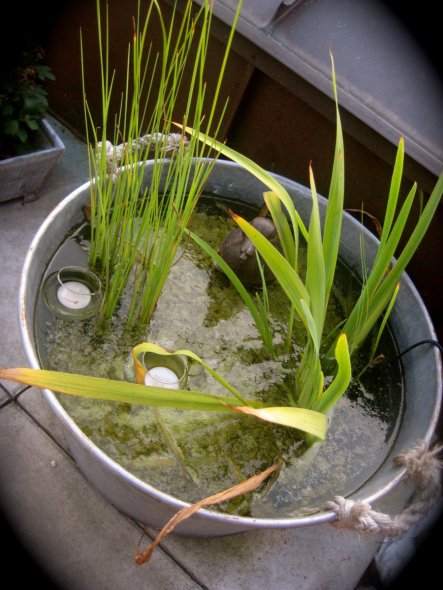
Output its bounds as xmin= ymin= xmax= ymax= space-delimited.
xmin=325 ymin=440 xmax=443 ymax=536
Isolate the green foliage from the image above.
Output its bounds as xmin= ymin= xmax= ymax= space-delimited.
xmin=340 ymin=142 xmax=443 ymax=355
xmin=0 ymin=45 xmax=55 ymax=155
xmin=82 ymin=0 xmax=242 ymax=328
xmin=183 ymin=53 xmax=443 ymax=415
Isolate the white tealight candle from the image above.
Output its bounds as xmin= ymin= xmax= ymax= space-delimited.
xmin=144 ymin=366 xmax=180 ymax=389
xmin=57 ymin=281 xmax=92 ymax=309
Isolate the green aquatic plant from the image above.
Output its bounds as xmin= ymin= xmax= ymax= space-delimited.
xmin=181 ymin=53 xmax=443 ymax=414
xmin=189 ymin=231 xmax=276 ymax=358
xmin=180 ymin=54 xmax=347 ymax=413
xmin=82 ymin=0 xmax=241 ymax=327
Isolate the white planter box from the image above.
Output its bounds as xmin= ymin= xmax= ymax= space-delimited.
xmin=0 ymin=118 xmax=65 ymax=203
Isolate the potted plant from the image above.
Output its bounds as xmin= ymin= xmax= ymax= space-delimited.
xmin=0 ymin=0 xmax=441 ymax=563
xmin=0 ymin=43 xmax=65 ymax=202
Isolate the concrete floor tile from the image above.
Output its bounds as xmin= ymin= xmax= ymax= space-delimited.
xmin=0 ymin=384 xmax=10 ymax=405
xmin=0 ymin=403 xmax=202 ymax=590
xmin=16 ymin=386 xmax=71 ymax=452
xmin=158 ymin=524 xmax=383 ymax=590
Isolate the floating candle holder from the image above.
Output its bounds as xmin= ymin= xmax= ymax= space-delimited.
xmin=42 ymin=266 xmax=102 ymax=320
xmin=142 ymin=351 xmax=188 ymax=390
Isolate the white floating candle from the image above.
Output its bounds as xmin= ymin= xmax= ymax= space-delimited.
xmin=145 ymin=366 xmax=180 ymax=389
xmin=57 ymin=281 xmax=92 ymax=309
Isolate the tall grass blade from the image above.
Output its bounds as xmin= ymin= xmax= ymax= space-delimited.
xmin=323 ymin=52 xmax=345 ymax=301
xmin=0 ymin=367 xmax=250 ymax=413
xmin=82 ymin=0 xmax=244 ymax=327
xmin=232 ymin=406 xmax=327 ymax=439
xmin=343 ymin=169 xmax=443 ymax=353
xmin=312 ymin=334 xmax=352 ymax=413
xmin=305 ymin=165 xmax=326 ymax=345
xmin=263 ymin=191 xmax=297 ymax=267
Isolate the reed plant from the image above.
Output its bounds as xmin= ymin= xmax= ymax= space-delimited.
xmin=82 ymin=0 xmax=241 ymax=327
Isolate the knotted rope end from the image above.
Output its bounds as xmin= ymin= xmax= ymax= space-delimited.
xmin=325 ymin=441 xmax=442 ymax=537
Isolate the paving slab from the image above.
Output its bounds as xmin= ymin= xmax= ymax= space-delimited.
xmin=157 ymin=524 xmax=383 ymax=590
xmin=0 ymin=402 xmax=202 ymax=590
xmin=16 ymin=386 xmax=71 ymax=452
xmin=0 ymin=384 xmax=9 ymax=405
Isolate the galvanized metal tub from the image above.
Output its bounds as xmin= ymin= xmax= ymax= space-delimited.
xmin=19 ymin=160 xmax=442 ymax=536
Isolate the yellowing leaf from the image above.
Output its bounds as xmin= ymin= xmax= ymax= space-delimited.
xmin=230 ymin=405 xmax=327 ymax=440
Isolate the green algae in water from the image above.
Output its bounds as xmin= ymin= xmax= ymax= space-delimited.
xmin=34 ymin=198 xmax=404 ymax=518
